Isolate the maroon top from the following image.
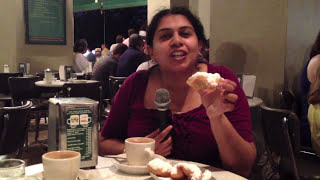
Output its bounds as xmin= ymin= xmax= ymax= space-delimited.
xmin=101 ymin=63 xmax=253 ymax=167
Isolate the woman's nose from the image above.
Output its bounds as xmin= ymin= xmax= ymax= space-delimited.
xmin=170 ymin=34 xmax=183 ymax=48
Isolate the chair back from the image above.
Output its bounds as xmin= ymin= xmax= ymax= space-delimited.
xmin=260 ymin=104 xmax=301 ymax=180
xmin=279 ymin=89 xmax=301 ymax=117
xmin=62 ymin=81 xmax=103 ymax=125
xmin=108 ymin=76 xmax=127 ymax=100
xmin=0 ymin=73 xmax=23 ymax=95
xmin=62 ymin=81 xmax=102 ymax=101
xmin=8 ymin=76 xmax=41 ymax=105
xmin=0 ymin=101 xmax=32 ymax=157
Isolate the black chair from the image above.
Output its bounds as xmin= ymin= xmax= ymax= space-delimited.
xmin=8 ymin=76 xmax=48 ymax=142
xmin=108 ymin=76 xmax=127 ymax=100
xmin=0 ymin=101 xmax=32 ymax=158
xmin=61 ymin=81 xmax=104 ymax=129
xmin=260 ymin=104 xmax=320 ymax=180
xmin=279 ymin=89 xmax=300 ymax=117
xmin=0 ymin=73 xmax=23 ymax=106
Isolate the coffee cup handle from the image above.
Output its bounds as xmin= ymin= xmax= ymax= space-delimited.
xmin=67 ymin=119 xmax=71 ymax=124
xmin=88 ymin=117 xmax=92 ymax=123
xmin=144 ymin=147 xmax=155 ymax=160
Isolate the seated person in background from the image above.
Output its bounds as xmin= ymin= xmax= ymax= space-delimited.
xmin=99 ymin=7 xmax=256 ymax=177
xmin=92 ymin=43 xmax=128 ymax=99
xmin=94 ymin=48 xmax=102 ymax=62
xmin=123 ymin=28 xmax=136 ymax=47
xmin=87 ymin=48 xmax=97 ymax=63
xmin=308 ymin=61 xmax=320 ymax=157
xmin=110 ymin=35 xmax=125 ymax=53
xmin=116 ymin=34 xmax=149 ymax=77
xmin=101 ymin=43 xmax=110 ymax=56
xmin=73 ymin=39 xmax=89 ymax=73
xmin=301 ymin=30 xmax=320 ymax=147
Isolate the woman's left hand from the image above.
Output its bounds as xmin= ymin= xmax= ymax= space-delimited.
xmin=198 ymin=79 xmax=238 ymax=120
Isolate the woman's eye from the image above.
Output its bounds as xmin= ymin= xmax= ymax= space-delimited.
xmin=180 ymin=32 xmax=191 ymax=37
xmin=160 ymin=34 xmax=171 ymax=40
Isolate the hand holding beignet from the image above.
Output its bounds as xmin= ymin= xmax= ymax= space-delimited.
xmin=187 ymin=72 xmax=238 ymax=120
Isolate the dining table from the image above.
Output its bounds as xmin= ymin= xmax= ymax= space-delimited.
xmin=35 ymin=79 xmax=97 ymax=96
xmin=25 ymin=156 xmax=247 ymax=180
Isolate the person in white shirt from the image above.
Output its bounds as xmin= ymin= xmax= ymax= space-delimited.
xmin=73 ymin=39 xmax=89 ymax=73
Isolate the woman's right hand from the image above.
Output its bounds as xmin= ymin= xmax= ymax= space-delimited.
xmin=146 ymin=125 xmax=173 ymax=157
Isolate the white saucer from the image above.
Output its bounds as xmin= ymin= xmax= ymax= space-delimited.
xmin=111 ymin=154 xmax=166 ymax=175
xmin=28 ymin=170 xmax=86 ymax=180
xmin=111 ymin=159 xmax=149 ymax=175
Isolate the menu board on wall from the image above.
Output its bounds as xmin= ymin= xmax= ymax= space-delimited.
xmin=24 ymin=0 xmax=66 ymax=45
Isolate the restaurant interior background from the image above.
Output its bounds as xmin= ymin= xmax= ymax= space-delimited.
xmin=0 ymin=0 xmax=320 ymax=107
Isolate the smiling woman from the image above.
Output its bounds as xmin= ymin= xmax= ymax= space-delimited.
xmin=99 ymin=7 xmax=256 ymax=178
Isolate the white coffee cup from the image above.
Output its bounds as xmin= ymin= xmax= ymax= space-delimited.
xmin=42 ymin=150 xmax=81 ymax=180
xmin=125 ymin=137 xmax=155 ymax=166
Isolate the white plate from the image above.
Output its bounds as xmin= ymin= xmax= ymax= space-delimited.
xmin=28 ymin=169 xmax=87 ymax=180
xmin=111 ymin=159 xmax=149 ymax=175
xmin=150 ymin=172 xmax=170 ymax=180
xmin=110 ymin=154 xmax=166 ymax=175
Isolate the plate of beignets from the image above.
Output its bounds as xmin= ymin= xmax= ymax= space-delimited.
xmin=147 ymin=158 xmax=213 ymax=180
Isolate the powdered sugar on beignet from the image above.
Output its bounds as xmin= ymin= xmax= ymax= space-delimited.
xmin=147 ymin=158 xmax=172 ymax=177
xmin=186 ymin=72 xmax=223 ymax=90
xmin=171 ymin=163 xmax=202 ymax=180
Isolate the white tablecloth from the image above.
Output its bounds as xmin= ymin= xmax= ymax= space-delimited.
xmin=35 ymin=80 xmax=65 ymax=88
xmin=26 ymin=156 xmax=247 ymax=180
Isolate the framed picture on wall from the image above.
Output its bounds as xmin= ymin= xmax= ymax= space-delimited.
xmin=24 ymin=0 xmax=66 ymax=45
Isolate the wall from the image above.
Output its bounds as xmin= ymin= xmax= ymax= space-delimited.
xmin=286 ymin=0 xmax=320 ymax=97
xmin=211 ymin=0 xmax=287 ymax=106
xmin=0 ymin=0 xmax=17 ymax=72
xmin=0 ymin=0 xmax=74 ymax=74
xmin=147 ymin=0 xmax=170 ymax=24
xmin=190 ymin=0 xmax=210 ymax=39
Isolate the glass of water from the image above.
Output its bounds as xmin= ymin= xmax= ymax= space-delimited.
xmin=0 ymin=159 xmax=25 ymax=179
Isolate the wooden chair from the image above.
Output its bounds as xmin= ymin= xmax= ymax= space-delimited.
xmin=0 ymin=101 xmax=32 ymax=158
xmin=260 ymin=104 xmax=320 ymax=180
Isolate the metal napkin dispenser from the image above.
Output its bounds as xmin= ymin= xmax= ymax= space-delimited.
xmin=48 ymin=97 xmax=98 ymax=168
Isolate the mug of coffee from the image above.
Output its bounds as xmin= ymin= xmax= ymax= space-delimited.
xmin=125 ymin=137 xmax=155 ymax=166
xmin=67 ymin=115 xmax=80 ymax=126
xmin=42 ymin=150 xmax=80 ymax=180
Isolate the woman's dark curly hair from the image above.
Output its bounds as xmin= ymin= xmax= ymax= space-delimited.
xmin=73 ymin=39 xmax=88 ymax=53
xmin=310 ymin=31 xmax=320 ymax=59
xmin=146 ymin=7 xmax=206 ymax=47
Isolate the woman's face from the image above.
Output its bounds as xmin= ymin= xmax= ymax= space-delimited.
xmin=148 ymin=14 xmax=201 ymax=73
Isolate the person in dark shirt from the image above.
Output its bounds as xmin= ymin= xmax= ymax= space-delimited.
xmin=99 ymin=7 xmax=256 ymax=177
xmin=92 ymin=43 xmax=128 ymax=98
xmin=87 ymin=48 xmax=96 ymax=63
xmin=116 ymin=34 xmax=148 ymax=77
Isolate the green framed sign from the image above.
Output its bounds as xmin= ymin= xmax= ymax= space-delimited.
xmin=24 ymin=0 xmax=66 ymax=45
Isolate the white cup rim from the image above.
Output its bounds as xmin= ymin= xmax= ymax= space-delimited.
xmin=42 ymin=150 xmax=80 ymax=161
xmin=125 ymin=137 xmax=155 ymax=144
